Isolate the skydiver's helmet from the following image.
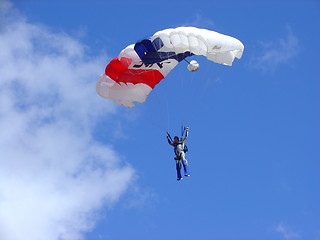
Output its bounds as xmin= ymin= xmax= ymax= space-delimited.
xmin=174 ymin=136 xmax=179 ymax=143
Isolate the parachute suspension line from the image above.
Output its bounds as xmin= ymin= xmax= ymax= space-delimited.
xmin=180 ymin=56 xmax=198 ymax=128
xmin=154 ymin=69 xmax=170 ymax=132
xmin=181 ymin=125 xmax=187 ymax=138
xmin=140 ymin=68 xmax=169 ymax=133
xmin=184 ymin=58 xmax=191 ymax=64
xmin=196 ymin=59 xmax=216 ymax=106
xmin=178 ymin=57 xmax=187 ymax=130
xmin=141 ymin=104 xmax=166 ymax=132
xmin=158 ymin=65 xmax=171 ymax=132
xmin=166 ymin=130 xmax=173 ymax=142
xmin=182 ymin=56 xmax=211 ymax=126
xmin=165 ymin=95 xmax=170 ymax=132
xmin=181 ymin=125 xmax=184 ymax=137
xmin=187 ymin=58 xmax=200 ymax=112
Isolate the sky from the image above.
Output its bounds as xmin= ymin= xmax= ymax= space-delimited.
xmin=0 ymin=0 xmax=319 ymax=240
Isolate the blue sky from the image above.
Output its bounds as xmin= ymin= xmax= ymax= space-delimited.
xmin=1 ymin=0 xmax=319 ymax=240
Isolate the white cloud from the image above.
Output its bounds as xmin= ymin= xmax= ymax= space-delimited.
xmin=0 ymin=1 xmax=134 ymax=240
xmin=275 ymin=222 xmax=300 ymax=239
xmin=182 ymin=13 xmax=215 ymax=28
xmin=251 ymin=26 xmax=299 ymax=72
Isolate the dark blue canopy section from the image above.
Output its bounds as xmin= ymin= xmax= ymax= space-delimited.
xmin=134 ymin=37 xmax=193 ymax=65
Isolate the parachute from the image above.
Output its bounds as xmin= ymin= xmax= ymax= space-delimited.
xmin=96 ymin=27 xmax=244 ymax=107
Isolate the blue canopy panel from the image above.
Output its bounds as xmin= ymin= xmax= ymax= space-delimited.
xmin=134 ymin=37 xmax=193 ymax=65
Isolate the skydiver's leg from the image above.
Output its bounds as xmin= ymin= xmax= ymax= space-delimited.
xmin=175 ymin=160 xmax=182 ymax=180
xmin=182 ymin=159 xmax=190 ymax=176
xmin=179 ymin=152 xmax=190 ymax=177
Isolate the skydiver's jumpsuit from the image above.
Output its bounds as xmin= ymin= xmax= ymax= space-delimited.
xmin=167 ymin=131 xmax=190 ymax=179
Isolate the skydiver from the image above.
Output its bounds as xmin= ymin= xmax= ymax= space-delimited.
xmin=166 ymin=127 xmax=190 ymax=181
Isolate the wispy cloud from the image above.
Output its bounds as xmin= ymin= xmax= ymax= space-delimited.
xmin=179 ymin=12 xmax=215 ymax=29
xmin=250 ymin=26 xmax=299 ymax=72
xmin=275 ymin=222 xmax=300 ymax=239
xmin=0 ymin=1 xmax=134 ymax=240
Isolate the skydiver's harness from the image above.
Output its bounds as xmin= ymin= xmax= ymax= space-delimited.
xmin=172 ymin=142 xmax=188 ymax=160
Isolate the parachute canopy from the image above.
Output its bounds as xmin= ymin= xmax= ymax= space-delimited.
xmin=96 ymin=27 xmax=244 ymax=107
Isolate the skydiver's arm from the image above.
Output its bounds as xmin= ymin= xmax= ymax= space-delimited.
xmin=182 ymin=128 xmax=189 ymax=142
xmin=167 ymin=136 xmax=174 ymax=146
